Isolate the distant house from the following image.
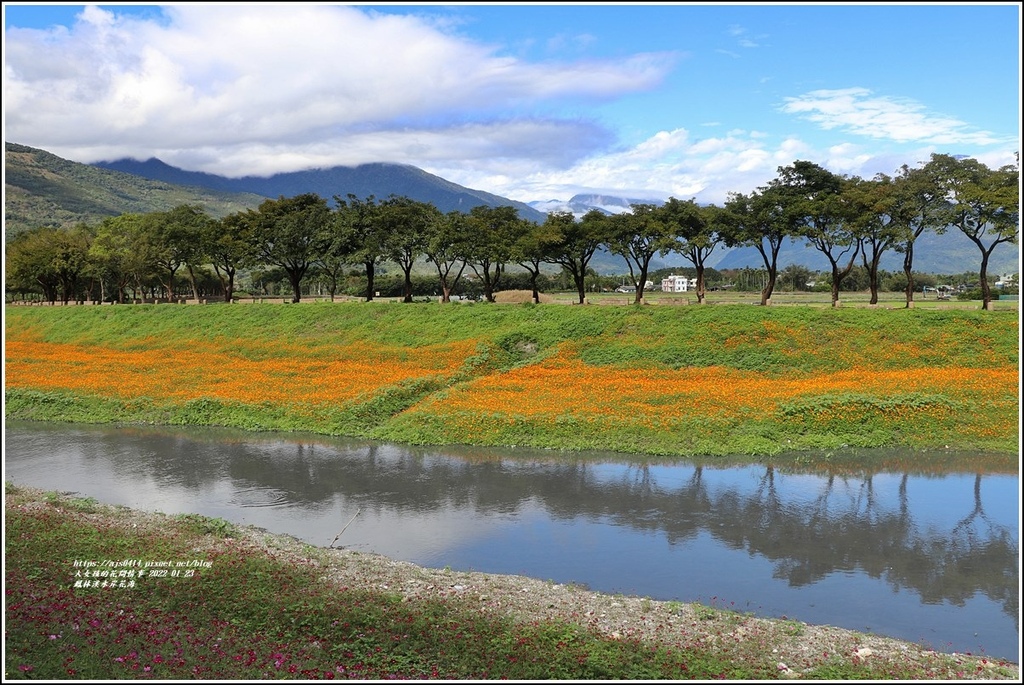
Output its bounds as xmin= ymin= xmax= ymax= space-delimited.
xmin=661 ymin=275 xmax=696 ymax=292
xmin=995 ymin=274 xmax=1017 ymax=289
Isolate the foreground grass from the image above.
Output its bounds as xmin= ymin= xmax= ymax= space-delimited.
xmin=6 ymin=484 xmax=1018 ymax=680
xmin=4 ymin=302 xmax=1019 ymax=466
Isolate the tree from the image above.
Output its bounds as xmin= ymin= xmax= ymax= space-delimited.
xmin=463 ymin=205 xmax=521 ymax=303
xmin=843 ymin=175 xmax=897 ymax=305
xmin=52 ymin=223 xmax=94 ymax=303
xmin=145 ymin=204 xmax=215 ymax=301
xmin=544 ymin=210 xmax=610 ymax=305
xmin=425 ymin=210 xmax=471 ymax=303
xmin=512 ymin=218 xmax=558 ymax=304
xmin=607 ymin=203 xmax=679 ymax=304
xmin=89 ymin=213 xmax=156 ymax=302
xmin=380 ymin=196 xmax=439 ymax=303
xmin=776 ymin=161 xmax=861 ymax=308
xmin=335 ymin=194 xmax=388 ymax=302
xmin=6 ymin=227 xmax=62 ymax=302
xmin=720 ymin=187 xmax=793 ymax=306
xmin=780 ymin=263 xmax=813 ymax=291
xmin=249 ymin=193 xmax=333 ymax=303
xmin=660 ymin=198 xmax=723 ymax=304
xmin=209 ymin=211 xmax=256 ymax=302
xmin=888 ymin=163 xmax=948 ymax=308
xmin=927 ymin=154 xmax=1019 ymax=310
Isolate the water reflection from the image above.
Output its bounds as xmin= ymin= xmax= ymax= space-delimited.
xmin=3 ymin=421 xmax=1019 ymax=662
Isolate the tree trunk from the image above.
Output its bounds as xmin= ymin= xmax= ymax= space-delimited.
xmin=760 ymin=274 xmax=776 ymax=306
xmin=364 ymin=262 xmax=375 ymax=302
xmin=402 ymin=265 xmax=414 ymax=303
xmin=223 ymin=269 xmax=236 ymax=303
xmin=574 ymin=271 xmax=587 ymax=304
xmin=633 ymin=264 xmax=649 ymax=305
xmin=287 ymin=269 xmax=303 ymax=303
xmin=903 ymin=244 xmax=916 ymax=308
xmin=979 ymin=250 xmax=993 ymax=309
xmin=186 ymin=265 xmax=201 ymax=301
xmin=865 ymin=254 xmax=881 ymax=305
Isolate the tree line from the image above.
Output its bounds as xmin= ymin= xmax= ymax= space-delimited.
xmin=6 ymin=153 xmax=1018 ymax=309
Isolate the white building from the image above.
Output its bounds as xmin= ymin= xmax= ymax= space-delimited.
xmin=995 ymin=274 xmax=1017 ymax=289
xmin=661 ymin=275 xmax=696 ymax=292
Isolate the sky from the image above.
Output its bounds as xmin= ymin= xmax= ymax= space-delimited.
xmin=3 ymin=2 xmax=1021 ymax=206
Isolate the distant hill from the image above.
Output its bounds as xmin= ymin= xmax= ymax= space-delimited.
xmin=529 ymin=193 xmax=663 ymax=217
xmin=4 ymin=142 xmax=267 ymax=240
xmin=704 ymin=227 xmax=1019 ymax=277
xmin=534 ymin=192 xmax=1019 ymax=277
xmin=92 ymin=157 xmax=548 ymax=224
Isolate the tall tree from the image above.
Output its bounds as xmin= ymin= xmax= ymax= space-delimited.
xmin=250 ymin=193 xmax=333 ymax=303
xmin=424 ymin=210 xmax=471 ymax=303
xmin=607 ymin=203 xmax=679 ymax=304
xmin=380 ymin=196 xmax=439 ymax=303
xmin=89 ymin=213 xmax=156 ymax=303
xmin=845 ymin=175 xmax=906 ymax=305
xmin=512 ymin=218 xmax=558 ymax=304
xmin=208 ymin=211 xmax=256 ymax=302
xmin=144 ymin=204 xmax=215 ymax=301
xmin=334 ymin=194 xmax=387 ymax=302
xmin=660 ymin=198 xmax=722 ymax=304
xmin=5 ymin=227 xmax=62 ymax=303
xmin=720 ymin=186 xmax=793 ymax=306
xmin=776 ymin=161 xmax=861 ymax=307
xmin=544 ymin=209 xmax=609 ymax=305
xmin=889 ymin=163 xmax=947 ymax=308
xmin=463 ymin=205 xmax=521 ymax=303
xmin=928 ymin=153 xmax=1019 ymax=310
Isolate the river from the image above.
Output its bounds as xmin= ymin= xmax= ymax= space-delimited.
xmin=3 ymin=420 xmax=1019 ymax=663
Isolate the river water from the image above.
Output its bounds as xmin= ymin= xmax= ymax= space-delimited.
xmin=3 ymin=420 xmax=1019 ymax=663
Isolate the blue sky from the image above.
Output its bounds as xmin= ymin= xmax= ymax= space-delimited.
xmin=3 ymin=3 xmax=1020 ymax=205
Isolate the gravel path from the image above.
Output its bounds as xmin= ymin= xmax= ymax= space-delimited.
xmin=240 ymin=524 xmax=1020 ymax=680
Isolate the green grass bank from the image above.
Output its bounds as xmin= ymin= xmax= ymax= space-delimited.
xmin=4 ymin=302 xmax=1019 ymax=471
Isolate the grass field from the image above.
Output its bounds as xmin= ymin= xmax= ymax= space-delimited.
xmin=4 ymin=298 xmax=1019 ymax=469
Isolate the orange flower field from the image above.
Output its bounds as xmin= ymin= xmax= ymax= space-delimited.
xmin=4 ymin=338 xmax=479 ymax=407
xmin=411 ymin=345 xmax=1014 ymax=420
xmin=397 ymin=343 xmax=1018 ymax=444
xmin=4 ymin=304 xmax=1018 ymax=460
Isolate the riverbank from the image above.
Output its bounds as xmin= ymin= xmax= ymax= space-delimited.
xmin=5 ymin=484 xmax=1018 ymax=680
xmin=4 ymin=303 xmax=1018 ymax=468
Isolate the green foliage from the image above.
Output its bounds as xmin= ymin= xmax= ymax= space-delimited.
xmin=4 ymin=143 xmax=265 ymax=240
xmin=172 ymin=513 xmax=237 ymax=537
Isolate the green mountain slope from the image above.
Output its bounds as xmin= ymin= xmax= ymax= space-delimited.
xmin=92 ymin=156 xmax=549 ymax=223
xmin=4 ymin=142 xmax=267 ymax=240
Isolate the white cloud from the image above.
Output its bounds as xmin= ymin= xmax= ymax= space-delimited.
xmin=4 ymin=7 xmax=1016 ymax=211
xmin=4 ymin=4 xmax=676 ymax=173
xmin=779 ymin=88 xmax=1006 ymax=146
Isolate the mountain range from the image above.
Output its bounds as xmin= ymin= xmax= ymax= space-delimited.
xmin=92 ymin=155 xmax=548 ymax=224
xmin=5 ymin=141 xmax=1017 ymax=276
